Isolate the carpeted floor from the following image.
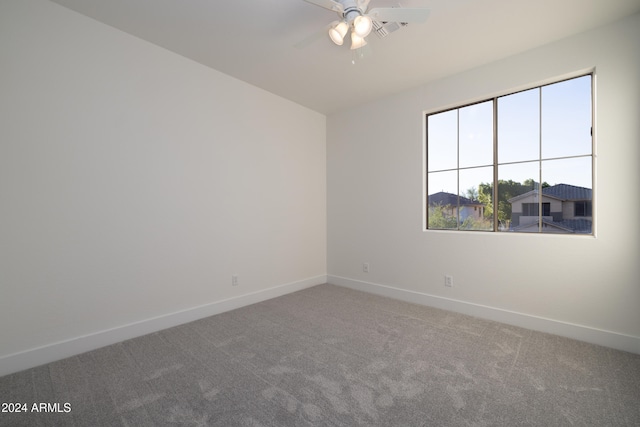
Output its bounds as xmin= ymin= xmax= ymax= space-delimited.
xmin=1 ymin=284 xmax=639 ymax=426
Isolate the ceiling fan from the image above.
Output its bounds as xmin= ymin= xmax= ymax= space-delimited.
xmin=302 ymin=0 xmax=430 ymax=50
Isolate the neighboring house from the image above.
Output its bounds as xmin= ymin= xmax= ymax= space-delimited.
xmin=508 ymin=184 xmax=592 ymax=233
xmin=428 ymin=192 xmax=485 ymax=223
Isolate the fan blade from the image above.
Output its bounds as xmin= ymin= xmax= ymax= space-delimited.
xmin=294 ymin=25 xmax=331 ymax=49
xmin=302 ymin=0 xmax=344 ymax=13
xmin=367 ymin=7 xmax=430 ymax=23
xmin=357 ymin=0 xmax=371 ymax=12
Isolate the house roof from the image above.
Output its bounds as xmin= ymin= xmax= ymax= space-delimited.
xmin=510 ymin=218 xmax=592 ymax=234
xmin=542 ymin=183 xmax=592 ymax=200
xmin=508 ymin=183 xmax=592 ymax=203
xmin=511 ymin=218 xmax=575 ymax=233
xmin=508 ymin=190 xmax=563 ymax=203
xmin=428 ymin=192 xmax=482 ymax=207
xmin=557 ymin=219 xmax=593 ymax=233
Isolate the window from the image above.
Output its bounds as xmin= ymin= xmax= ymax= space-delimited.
xmin=522 ymin=203 xmax=550 ymax=217
xmin=574 ymin=201 xmax=592 ymax=217
xmin=426 ymin=74 xmax=593 ymax=234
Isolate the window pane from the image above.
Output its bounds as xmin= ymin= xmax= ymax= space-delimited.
xmin=541 ymin=156 xmax=592 ymax=189
xmin=459 ymin=101 xmax=493 ymax=168
xmin=428 ymin=170 xmax=457 ymax=196
xmin=497 ymin=162 xmax=539 ymax=232
xmin=428 ymin=109 xmax=457 ymax=171
xmin=540 ymin=157 xmax=592 ymax=234
xmin=459 ymin=166 xmax=493 ymax=230
xmin=541 ymin=76 xmax=592 ymax=159
xmin=427 ymin=170 xmax=458 ymax=230
xmin=498 ymin=88 xmax=539 ymax=163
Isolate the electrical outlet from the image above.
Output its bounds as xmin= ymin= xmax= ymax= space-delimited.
xmin=363 ymin=262 xmax=370 ymax=273
xmin=444 ymin=275 xmax=453 ymax=287
xmin=232 ymin=275 xmax=239 ymax=286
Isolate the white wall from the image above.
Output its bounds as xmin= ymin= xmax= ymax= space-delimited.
xmin=328 ymin=13 xmax=640 ymax=353
xmin=0 ymin=0 xmax=326 ymax=374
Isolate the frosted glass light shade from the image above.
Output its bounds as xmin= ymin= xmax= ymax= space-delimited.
xmin=329 ymin=21 xmax=349 ymax=45
xmin=353 ymin=15 xmax=372 ymax=38
xmin=350 ymin=31 xmax=367 ymax=50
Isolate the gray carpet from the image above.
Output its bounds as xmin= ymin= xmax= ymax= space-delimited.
xmin=1 ymin=284 xmax=639 ymax=426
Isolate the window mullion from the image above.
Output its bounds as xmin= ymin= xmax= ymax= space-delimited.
xmin=456 ymin=109 xmax=461 ymax=230
xmin=538 ymin=87 xmax=543 ymax=233
xmin=493 ymin=98 xmax=499 ymax=232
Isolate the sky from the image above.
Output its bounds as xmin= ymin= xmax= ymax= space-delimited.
xmin=427 ymin=75 xmax=593 ymax=196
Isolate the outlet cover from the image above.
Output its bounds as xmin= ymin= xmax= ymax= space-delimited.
xmin=445 ymin=275 xmax=453 ymax=287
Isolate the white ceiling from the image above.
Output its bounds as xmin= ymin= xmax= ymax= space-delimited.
xmin=50 ymin=0 xmax=640 ymax=114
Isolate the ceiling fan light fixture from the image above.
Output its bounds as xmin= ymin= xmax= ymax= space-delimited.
xmin=329 ymin=21 xmax=349 ymax=45
xmin=350 ymin=30 xmax=367 ymax=50
xmin=353 ymin=15 xmax=372 ymax=38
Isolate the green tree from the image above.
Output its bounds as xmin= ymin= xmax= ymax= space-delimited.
xmin=464 ymin=187 xmax=479 ymax=201
xmin=478 ymin=183 xmax=493 ymax=218
xmin=461 ymin=215 xmax=493 ymax=231
xmin=428 ymin=204 xmax=458 ymax=229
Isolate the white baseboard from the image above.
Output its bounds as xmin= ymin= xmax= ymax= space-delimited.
xmin=0 ymin=275 xmax=327 ymax=377
xmin=328 ymin=275 xmax=640 ymax=355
